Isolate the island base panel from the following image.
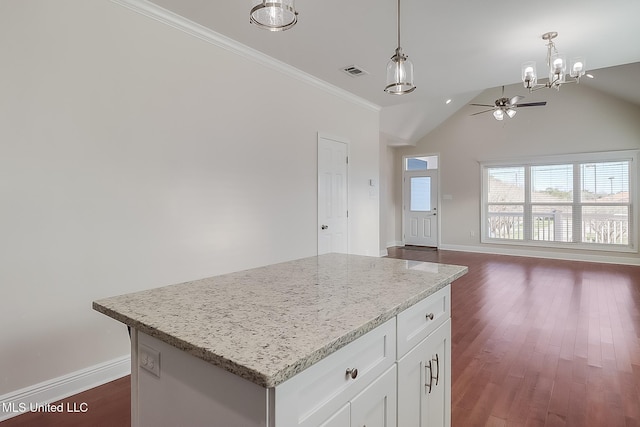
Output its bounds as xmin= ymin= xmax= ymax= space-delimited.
xmin=133 ymin=330 xmax=271 ymax=427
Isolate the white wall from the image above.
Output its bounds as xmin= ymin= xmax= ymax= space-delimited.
xmin=0 ymin=0 xmax=380 ymax=396
xmin=379 ymin=136 xmax=401 ymax=254
xmin=388 ymin=81 xmax=640 ymax=263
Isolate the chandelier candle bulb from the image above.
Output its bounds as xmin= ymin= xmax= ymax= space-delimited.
xmin=522 ymin=61 xmax=537 ymax=88
xmin=570 ymin=57 xmax=586 ymax=78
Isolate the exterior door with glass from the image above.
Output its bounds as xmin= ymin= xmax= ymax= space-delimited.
xmin=404 ymin=170 xmax=438 ymax=246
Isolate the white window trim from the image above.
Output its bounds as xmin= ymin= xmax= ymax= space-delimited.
xmin=480 ymin=150 xmax=639 ymax=253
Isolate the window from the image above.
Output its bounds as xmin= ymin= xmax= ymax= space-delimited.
xmin=405 ymin=155 xmax=438 ymax=171
xmin=481 ymin=151 xmax=638 ymax=252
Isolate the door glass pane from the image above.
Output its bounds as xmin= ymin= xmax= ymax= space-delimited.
xmin=410 ymin=177 xmax=431 ymax=211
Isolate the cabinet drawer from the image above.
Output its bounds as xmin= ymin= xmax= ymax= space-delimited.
xmin=274 ymin=318 xmax=396 ymax=427
xmin=397 ymin=285 xmax=450 ymax=358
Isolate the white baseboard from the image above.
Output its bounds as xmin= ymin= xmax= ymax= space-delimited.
xmin=0 ymin=355 xmax=131 ymax=421
xmin=439 ymin=243 xmax=640 ymax=266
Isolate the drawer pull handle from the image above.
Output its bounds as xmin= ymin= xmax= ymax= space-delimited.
xmin=345 ymin=368 xmax=358 ymax=379
xmin=433 ymin=353 xmax=440 ymax=386
xmin=426 ymin=313 xmax=435 ymax=321
xmin=425 ymin=361 xmax=433 ymax=393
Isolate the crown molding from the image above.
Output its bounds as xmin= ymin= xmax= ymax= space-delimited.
xmin=109 ymin=0 xmax=381 ymax=113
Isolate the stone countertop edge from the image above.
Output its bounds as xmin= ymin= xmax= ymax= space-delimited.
xmin=92 ymin=255 xmax=468 ymax=389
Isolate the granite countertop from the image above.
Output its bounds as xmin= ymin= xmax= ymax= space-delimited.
xmin=93 ymin=253 xmax=467 ymax=388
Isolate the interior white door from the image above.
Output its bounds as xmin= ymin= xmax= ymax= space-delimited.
xmin=404 ymin=170 xmax=438 ymax=246
xmin=318 ymin=135 xmax=348 ymax=255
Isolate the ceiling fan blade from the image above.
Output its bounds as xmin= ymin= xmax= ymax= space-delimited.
xmin=514 ymin=101 xmax=547 ymax=107
xmin=470 ymin=109 xmax=494 ymax=116
xmin=470 ymin=103 xmax=495 ymax=107
xmin=509 ymin=95 xmax=524 ymax=105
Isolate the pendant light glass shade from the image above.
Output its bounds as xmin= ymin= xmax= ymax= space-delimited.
xmin=385 ymin=48 xmax=415 ymax=94
xmin=384 ymin=0 xmax=415 ymax=95
xmin=250 ymin=0 xmax=298 ymax=31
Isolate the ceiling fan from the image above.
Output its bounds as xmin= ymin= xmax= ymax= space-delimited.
xmin=470 ymin=86 xmax=547 ymax=120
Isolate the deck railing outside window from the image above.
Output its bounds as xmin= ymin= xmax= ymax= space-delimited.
xmin=487 ymin=211 xmax=629 ymax=245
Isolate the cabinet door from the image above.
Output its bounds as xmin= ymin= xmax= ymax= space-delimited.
xmin=350 ymin=365 xmax=396 ymax=427
xmin=319 ymin=403 xmax=350 ymax=427
xmin=397 ymin=320 xmax=451 ymax=427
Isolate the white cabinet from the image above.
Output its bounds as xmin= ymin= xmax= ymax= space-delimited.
xmin=318 ymin=365 xmax=397 ymax=427
xmin=319 ymin=404 xmax=349 ymax=427
xmin=397 ymin=319 xmax=451 ymax=427
xmin=275 ymin=318 xmax=396 ymax=427
xmin=351 ymin=365 xmax=397 ymax=427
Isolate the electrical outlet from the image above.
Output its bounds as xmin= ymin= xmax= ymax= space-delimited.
xmin=139 ymin=344 xmax=160 ymax=377
xmin=470 ymin=230 xmax=476 ymax=238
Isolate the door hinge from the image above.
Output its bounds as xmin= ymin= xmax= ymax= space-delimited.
xmin=346 ymin=156 xmax=349 ymax=164
xmin=347 ymin=210 xmax=349 ymax=218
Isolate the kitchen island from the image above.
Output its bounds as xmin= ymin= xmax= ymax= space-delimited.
xmin=94 ymin=253 xmax=467 ymax=427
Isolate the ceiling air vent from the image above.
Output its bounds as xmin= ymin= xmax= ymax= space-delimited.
xmin=341 ymin=65 xmax=369 ymax=77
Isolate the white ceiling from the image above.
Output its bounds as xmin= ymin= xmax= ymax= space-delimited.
xmin=147 ymin=0 xmax=640 ymax=144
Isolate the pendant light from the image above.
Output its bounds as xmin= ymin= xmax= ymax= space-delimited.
xmin=384 ymin=0 xmax=415 ymax=95
xmin=250 ymin=0 xmax=298 ymax=32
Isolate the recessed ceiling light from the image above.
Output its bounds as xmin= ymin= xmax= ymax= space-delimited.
xmin=445 ymin=99 xmax=452 ymax=104
xmin=586 ymin=73 xmax=594 ymax=79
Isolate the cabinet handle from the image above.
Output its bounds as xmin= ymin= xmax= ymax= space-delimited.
xmin=425 ymin=361 xmax=433 ymax=394
xmin=345 ymin=368 xmax=358 ymax=379
xmin=433 ymin=353 xmax=440 ymax=386
xmin=426 ymin=313 xmax=434 ymax=321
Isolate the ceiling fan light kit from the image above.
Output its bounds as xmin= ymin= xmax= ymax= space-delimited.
xmin=471 ymin=86 xmax=547 ymax=121
xmin=250 ymin=0 xmax=298 ymax=31
xmin=522 ymin=31 xmax=586 ymax=92
xmin=384 ymin=0 xmax=416 ymax=95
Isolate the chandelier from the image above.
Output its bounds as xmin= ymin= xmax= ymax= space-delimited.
xmin=384 ymin=0 xmax=415 ymax=95
xmin=522 ymin=32 xmax=586 ymax=92
xmin=250 ymin=0 xmax=298 ymax=31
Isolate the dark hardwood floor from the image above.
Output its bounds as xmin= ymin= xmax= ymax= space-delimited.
xmin=0 ymin=376 xmax=130 ymax=427
xmin=387 ymin=247 xmax=640 ymax=427
xmin=2 ymin=248 xmax=639 ymax=426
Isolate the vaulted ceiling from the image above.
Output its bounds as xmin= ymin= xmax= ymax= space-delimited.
xmin=143 ymin=0 xmax=640 ymax=144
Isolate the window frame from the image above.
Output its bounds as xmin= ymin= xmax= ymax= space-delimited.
xmin=480 ymin=150 xmax=638 ymax=253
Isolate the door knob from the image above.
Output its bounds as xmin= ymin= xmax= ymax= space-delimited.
xmin=321 ymin=225 xmax=329 ymax=230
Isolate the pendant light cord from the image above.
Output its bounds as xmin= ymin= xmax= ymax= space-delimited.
xmin=397 ymin=0 xmax=401 ymax=49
